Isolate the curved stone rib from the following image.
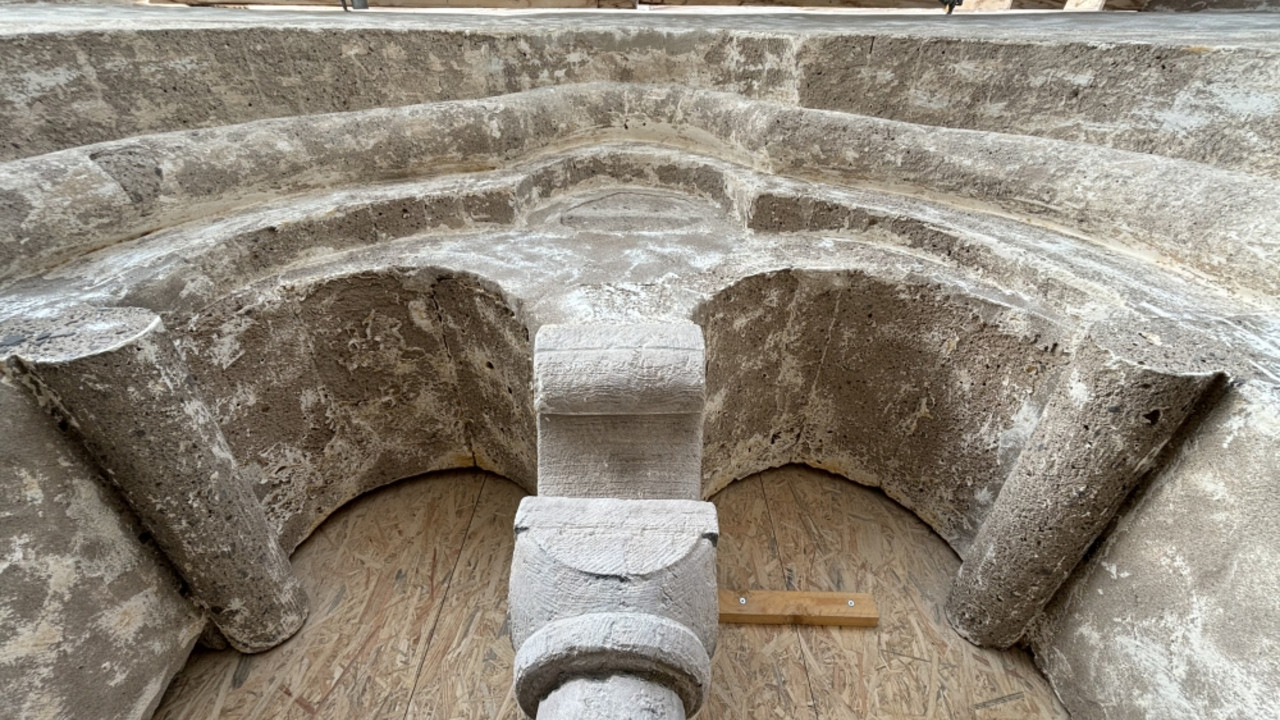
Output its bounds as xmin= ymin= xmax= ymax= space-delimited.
xmin=0 ymin=306 xmax=307 ymax=653
xmin=4 ymin=84 xmax=1277 ymax=297
xmin=946 ymin=329 xmax=1221 ymax=648
xmin=19 ymin=143 xmax=1258 ymax=333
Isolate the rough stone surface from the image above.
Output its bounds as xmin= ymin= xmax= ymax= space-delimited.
xmin=946 ymin=334 xmax=1220 ymax=648
xmin=534 ymin=324 xmax=705 ymax=416
xmin=509 ymin=497 xmax=719 ymax=654
xmin=535 ymin=323 xmax=705 ymax=499
xmin=4 ymin=9 xmax=1280 ymax=179
xmin=698 ymin=269 xmax=1068 ymax=549
xmin=178 ymin=268 xmax=533 ymax=550
xmin=0 ymin=8 xmax=1278 ymax=720
xmin=0 ymin=377 xmax=203 ymax=720
xmin=1028 ymin=381 xmax=1280 ymax=719
xmin=538 ymin=413 xmax=705 ymax=499
xmin=1143 ymin=0 xmax=1280 ymax=9
xmin=539 ymin=675 xmax=686 ymax=720
xmin=513 ymin=613 xmax=711 ymax=719
xmin=1 ymin=307 xmax=307 ymax=652
xmin=5 ymin=83 xmax=1278 ymax=297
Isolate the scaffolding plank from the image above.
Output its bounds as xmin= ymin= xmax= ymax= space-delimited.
xmin=719 ymin=588 xmax=879 ymax=627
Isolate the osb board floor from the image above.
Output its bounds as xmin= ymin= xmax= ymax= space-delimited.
xmin=155 ymin=466 xmax=1068 ymax=720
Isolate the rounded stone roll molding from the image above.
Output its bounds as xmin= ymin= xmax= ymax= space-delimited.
xmin=534 ymin=323 xmax=707 ymax=500
xmin=945 ymin=332 xmax=1222 ymax=649
xmin=533 ymin=323 xmax=706 ymax=416
xmin=512 ymin=613 xmax=711 ymax=720
xmin=0 ymin=306 xmax=307 ymax=653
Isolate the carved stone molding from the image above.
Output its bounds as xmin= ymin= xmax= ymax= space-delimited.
xmin=510 ymin=323 xmax=717 ymax=719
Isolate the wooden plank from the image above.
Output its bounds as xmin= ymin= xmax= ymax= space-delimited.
xmin=720 ymin=589 xmax=879 ymax=627
xmin=758 ymin=467 xmax=877 ymax=718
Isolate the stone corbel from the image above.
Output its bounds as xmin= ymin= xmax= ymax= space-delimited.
xmin=510 ymin=323 xmax=718 ymax=719
xmin=1 ymin=307 xmax=307 ymax=653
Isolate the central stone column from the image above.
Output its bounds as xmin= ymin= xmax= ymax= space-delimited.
xmin=510 ymin=324 xmax=718 ymax=720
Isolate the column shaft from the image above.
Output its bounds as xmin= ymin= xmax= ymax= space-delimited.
xmin=539 ymin=675 xmax=686 ymax=720
xmin=4 ymin=308 xmax=306 ymax=652
xmin=946 ymin=338 xmax=1217 ymax=647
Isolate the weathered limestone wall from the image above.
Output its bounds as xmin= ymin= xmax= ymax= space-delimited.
xmin=1 ymin=8 xmax=1278 ymax=720
xmin=1030 ymin=382 xmax=1280 ymax=718
xmin=0 ymin=379 xmax=204 ymax=720
xmin=698 ymin=269 xmax=1068 ymax=549
xmin=179 ymin=268 xmax=535 ymax=550
xmin=795 ymin=32 xmax=1280 ymax=178
xmin=1143 ymin=0 xmax=1280 ymax=10
xmin=3 ymin=11 xmax=1280 ymax=178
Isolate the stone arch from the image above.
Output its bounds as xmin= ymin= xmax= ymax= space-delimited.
xmin=178 ymin=266 xmax=535 ymax=552
xmin=697 ymin=268 xmax=1071 ymax=552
